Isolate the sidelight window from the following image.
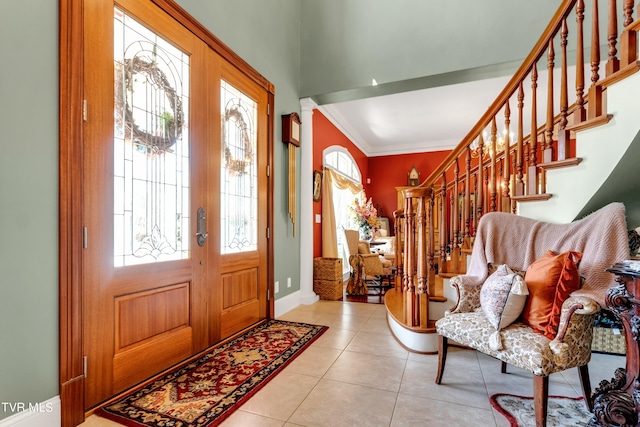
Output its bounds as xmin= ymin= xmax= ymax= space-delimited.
xmin=220 ymin=80 xmax=258 ymax=254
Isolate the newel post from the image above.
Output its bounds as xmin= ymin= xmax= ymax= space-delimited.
xmin=402 ymin=186 xmax=433 ymax=328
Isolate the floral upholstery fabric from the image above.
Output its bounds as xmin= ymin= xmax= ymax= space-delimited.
xmin=446 ymin=276 xmax=482 ymax=315
xmin=436 ymin=296 xmax=598 ymax=377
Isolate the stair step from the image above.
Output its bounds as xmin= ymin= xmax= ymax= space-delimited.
xmin=384 ymin=288 xmax=437 ymax=333
xmin=538 ymin=157 xmax=582 ymax=170
xmin=597 ymin=60 xmax=640 ymax=88
xmin=566 ymin=114 xmax=613 ymax=132
xmin=511 ymin=193 xmax=552 ymax=202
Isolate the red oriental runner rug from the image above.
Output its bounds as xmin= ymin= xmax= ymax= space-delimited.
xmin=97 ymin=319 xmax=328 ymax=427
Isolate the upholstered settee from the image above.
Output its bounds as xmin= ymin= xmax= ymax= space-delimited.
xmin=435 ymin=202 xmax=630 ymax=427
xmin=437 ymin=288 xmax=598 ymax=377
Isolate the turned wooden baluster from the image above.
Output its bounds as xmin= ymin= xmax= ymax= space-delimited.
xmin=575 ymin=0 xmax=587 ymax=123
xmin=476 ymin=135 xmax=485 ymax=222
xmin=415 ymin=190 xmax=427 ymax=327
xmin=401 ymin=187 xmax=431 ymax=327
xmin=393 ymin=209 xmax=404 ymax=289
xmin=607 ymin=0 xmax=620 ymax=75
xmin=497 ymin=157 xmax=503 ymax=211
xmin=528 ymin=65 xmax=539 ymax=196
xmin=511 ymin=144 xmax=517 ymax=214
xmin=439 ymin=173 xmax=447 ymax=270
xmin=473 ymin=173 xmax=479 ymax=234
xmin=543 ymin=37 xmax=555 ymax=165
xmin=427 ymin=190 xmax=435 ymax=295
xmin=620 ymin=0 xmax=638 ymax=68
xmin=591 ymin=0 xmax=601 ymax=86
xmin=515 ymin=82 xmax=525 ymax=197
xmin=623 ymin=0 xmax=634 ymax=26
xmin=464 ymin=147 xmax=471 ymax=244
xmin=588 ymin=0 xmax=604 ymax=119
xmin=540 ymin=38 xmax=552 ymax=194
xmin=509 ymin=151 xmax=518 ymax=214
xmin=452 ymin=160 xmax=459 ymax=248
xmin=501 ymin=101 xmax=511 ymax=213
xmin=558 ymin=18 xmax=571 ymax=160
xmin=402 ymin=190 xmax=416 ymax=324
xmin=524 ymin=143 xmax=531 ymax=196
xmin=448 ymin=184 xmax=454 ymax=252
xmin=484 ymin=163 xmax=490 ymax=213
xmin=489 ymin=118 xmax=498 ymax=211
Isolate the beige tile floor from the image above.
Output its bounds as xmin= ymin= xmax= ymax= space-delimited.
xmin=82 ymin=300 xmax=623 ymax=427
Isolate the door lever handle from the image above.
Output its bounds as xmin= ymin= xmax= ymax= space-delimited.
xmin=197 ymin=207 xmax=208 ymax=247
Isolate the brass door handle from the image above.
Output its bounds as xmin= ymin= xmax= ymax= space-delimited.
xmin=196 ymin=207 xmax=208 ymax=247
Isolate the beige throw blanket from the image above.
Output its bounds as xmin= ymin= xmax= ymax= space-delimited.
xmin=459 ymin=202 xmax=629 ymax=307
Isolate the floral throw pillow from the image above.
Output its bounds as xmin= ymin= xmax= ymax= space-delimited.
xmin=480 ymin=264 xmax=529 ymax=331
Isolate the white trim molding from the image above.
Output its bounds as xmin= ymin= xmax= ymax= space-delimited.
xmin=0 ymin=396 xmax=60 ymax=427
xmin=275 ymin=290 xmax=301 ymax=318
xmin=299 ymin=97 xmax=320 ymax=306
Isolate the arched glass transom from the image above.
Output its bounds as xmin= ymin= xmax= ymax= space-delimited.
xmin=323 ymin=146 xmax=361 ymax=183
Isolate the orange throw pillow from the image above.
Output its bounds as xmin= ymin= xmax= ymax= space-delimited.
xmin=521 ymin=250 xmax=583 ymax=339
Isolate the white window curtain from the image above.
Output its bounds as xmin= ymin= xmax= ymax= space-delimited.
xmin=321 ymin=168 xmax=362 ymax=257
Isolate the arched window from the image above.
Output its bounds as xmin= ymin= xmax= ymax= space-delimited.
xmin=323 ymin=146 xmax=361 ymax=183
xmin=323 ymin=146 xmax=362 ymax=273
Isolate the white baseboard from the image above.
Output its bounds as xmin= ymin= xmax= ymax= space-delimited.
xmin=274 ymin=290 xmax=301 ymax=317
xmin=0 ymin=396 xmax=60 ymax=427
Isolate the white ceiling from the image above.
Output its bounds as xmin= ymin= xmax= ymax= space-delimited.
xmin=317 ymin=73 xmax=513 ymax=157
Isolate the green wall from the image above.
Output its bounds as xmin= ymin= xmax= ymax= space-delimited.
xmin=0 ymin=0 xmax=59 ymax=418
xmin=300 ymin=0 xmax=558 ymax=99
xmin=175 ymin=0 xmax=303 ymax=298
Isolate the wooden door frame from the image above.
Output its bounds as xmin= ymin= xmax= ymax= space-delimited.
xmin=59 ymin=1 xmax=275 ymax=424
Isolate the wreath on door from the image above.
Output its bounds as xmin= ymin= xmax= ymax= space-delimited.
xmin=115 ymin=56 xmax=184 ymax=153
xmin=223 ymin=105 xmax=254 ymax=176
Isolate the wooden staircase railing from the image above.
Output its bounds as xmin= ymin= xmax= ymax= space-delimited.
xmin=388 ymin=0 xmax=640 ymax=335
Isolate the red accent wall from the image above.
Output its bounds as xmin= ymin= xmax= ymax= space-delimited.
xmin=312 ymin=108 xmax=451 ymax=258
xmin=367 ymin=151 xmax=450 ymax=226
xmin=312 ymin=110 xmax=368 ymax=258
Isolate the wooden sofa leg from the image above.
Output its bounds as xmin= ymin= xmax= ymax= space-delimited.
xmin=533 ymin=374 xmax=549 ymax=427
xmin=435 ymin=335 xmax=447 ymax=384
xmin=578 ymin=364 xmax=593 ymax=412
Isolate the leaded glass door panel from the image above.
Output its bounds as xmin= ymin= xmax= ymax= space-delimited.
xmin=217 ymin=63 xmax=268 ymax=340
xmin=82 ymin=0 xmax=211 ymax=408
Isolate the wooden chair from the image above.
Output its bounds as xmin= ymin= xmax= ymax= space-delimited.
xmin=342 ymin=229 xmax=393 ymax=295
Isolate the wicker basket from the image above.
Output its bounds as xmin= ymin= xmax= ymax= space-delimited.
xmin=313 ymin=279 xmax=344 ymax=300
xmin=592 ymin=326 xmax=626 ymax=355
xmin=313 ymin=257 xmax=343 ymax=281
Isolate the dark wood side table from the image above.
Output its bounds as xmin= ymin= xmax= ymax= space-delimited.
xmin=589 ymin=261 xmax=640 ymax=426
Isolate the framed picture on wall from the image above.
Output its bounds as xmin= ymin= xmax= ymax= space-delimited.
xmin=313 ymin=170 xmax=322 ymax=201
xmin=378 ymin=216 xmax=391 ymax=236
